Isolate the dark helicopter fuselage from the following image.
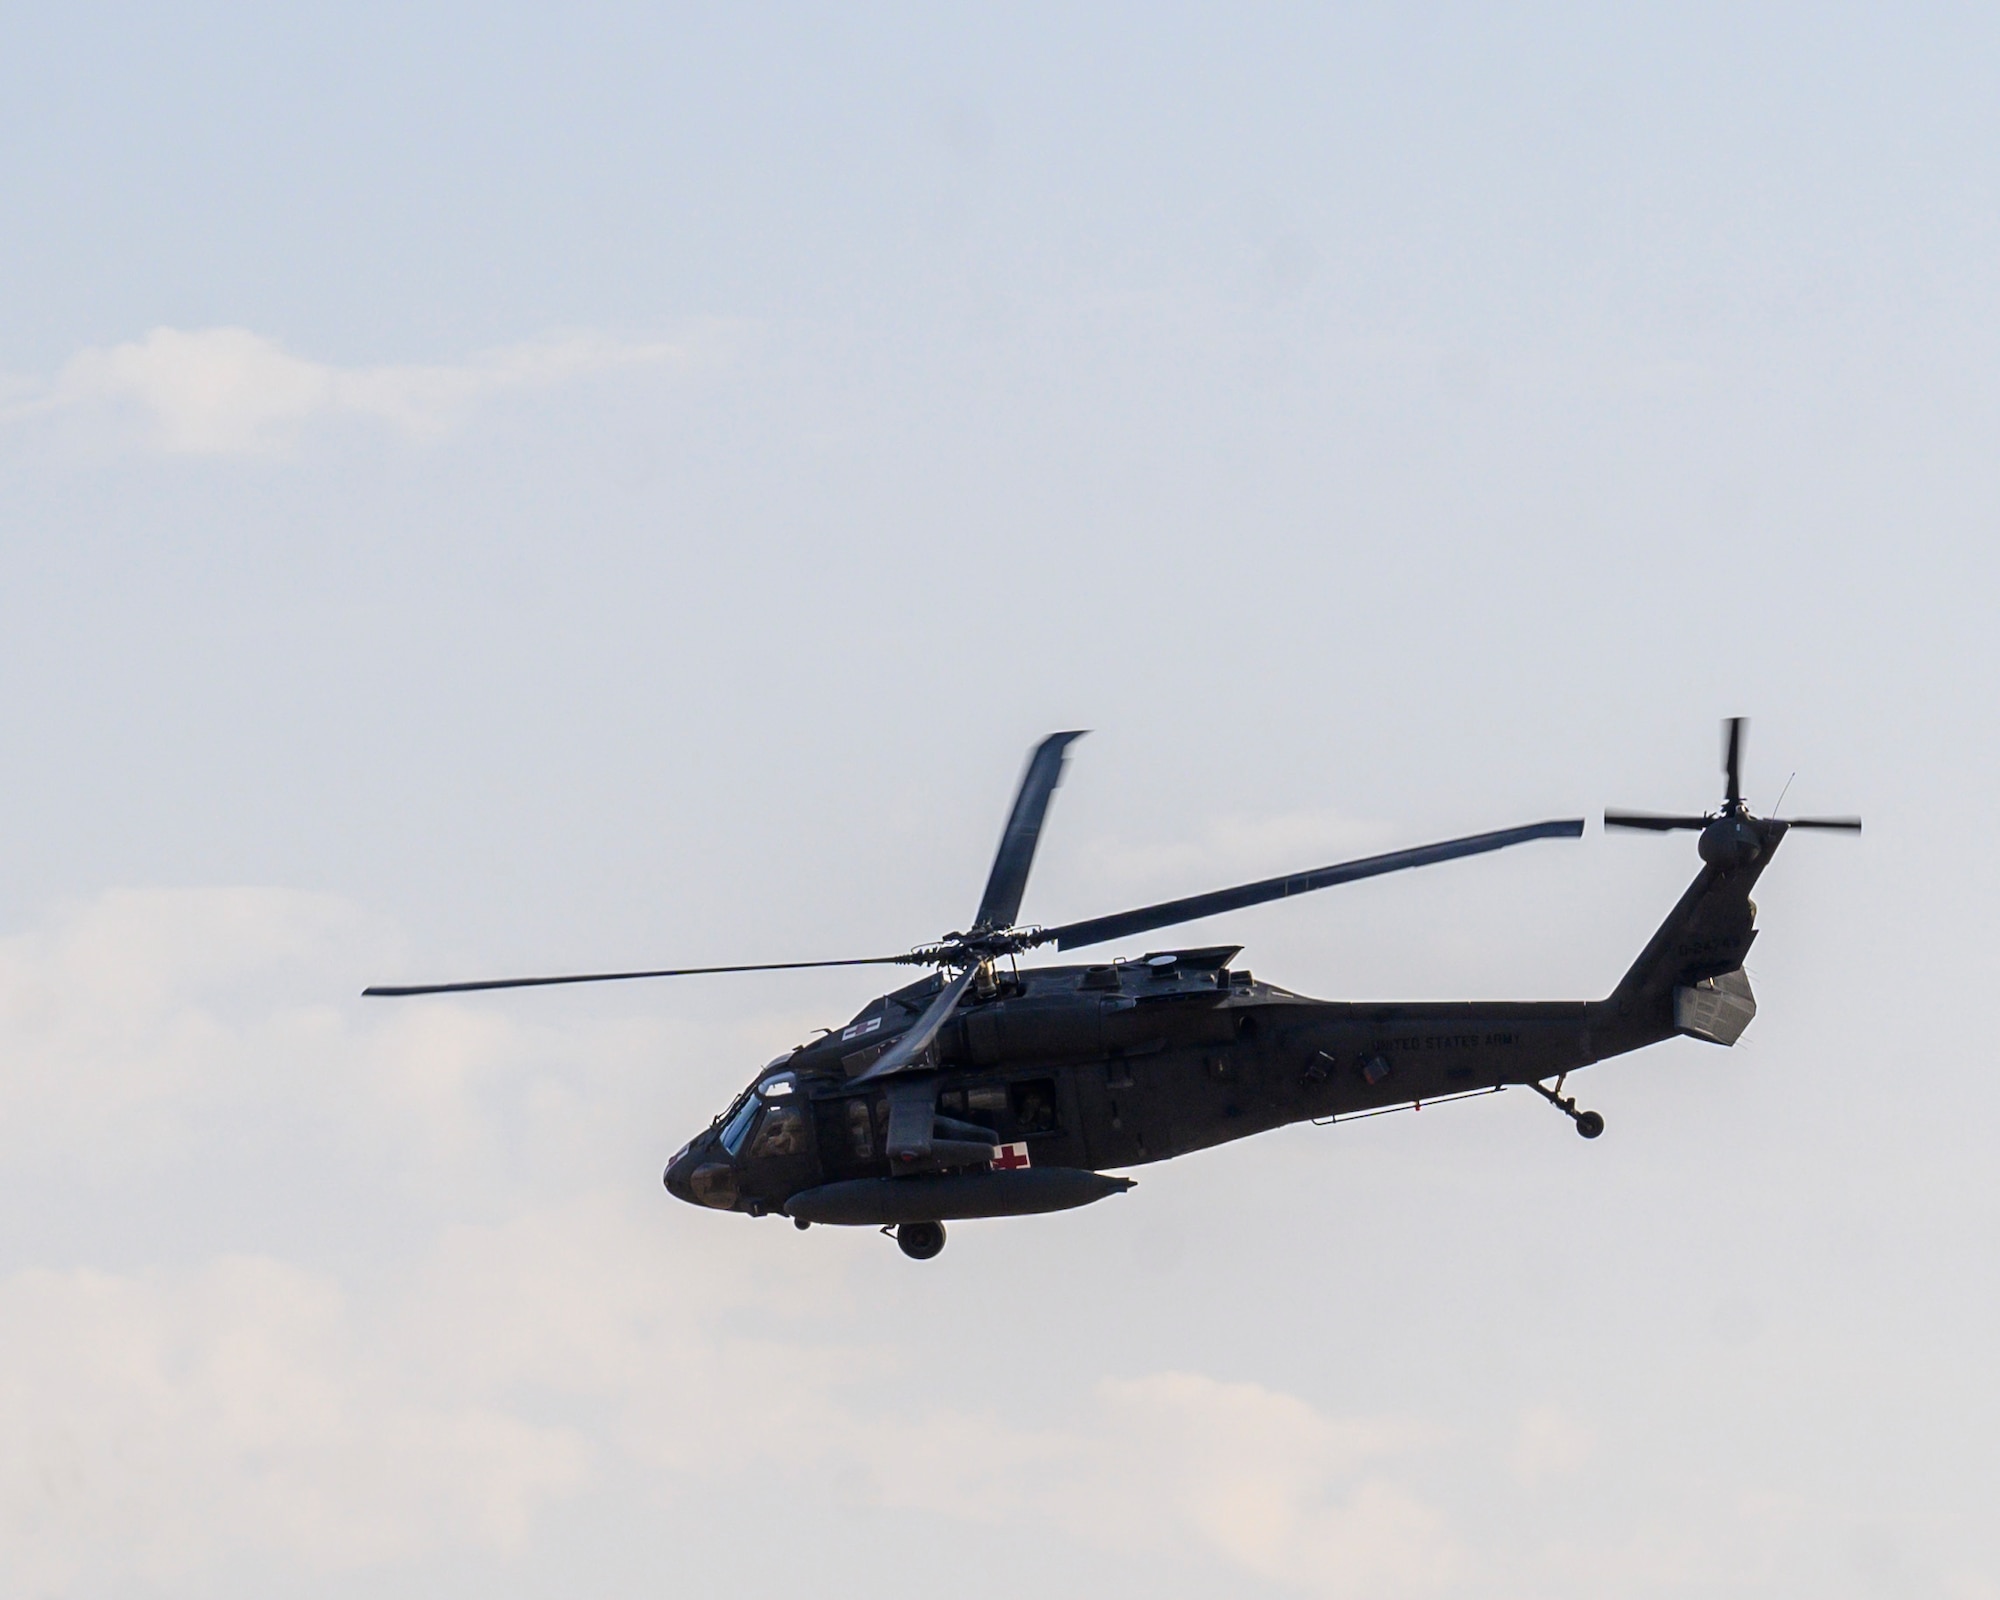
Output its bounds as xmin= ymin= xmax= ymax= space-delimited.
xmin=663 ymin=827 xmax=1777 ymax=1223
xmin=366 ymin=722 xmax=1852 ymax=1258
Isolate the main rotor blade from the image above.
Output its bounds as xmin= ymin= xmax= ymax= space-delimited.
xmin=1783 ymin=815 xmax=1863 ymax=831
xmin=363 ymin=954 xmax=916 ymax=998
xmin=1605 ymin=809 xmax=1711 ymax=831
xmin=972 ymin=730 xmax=1087 ymax=933
xmin=1037 ymin=817 xmax=1586 ymax=954
xmin=1723 ymin=717 xmax=1746 ymax=806
xmin=850 ymin=963 xmax=982 ymax=1082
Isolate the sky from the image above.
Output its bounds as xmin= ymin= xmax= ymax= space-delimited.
xmin=1 ymin=3 xmax=1996 ymax=1595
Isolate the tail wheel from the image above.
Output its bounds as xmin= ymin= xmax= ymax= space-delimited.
xmin=897 ymin=1221 xmax=946 ymax=1260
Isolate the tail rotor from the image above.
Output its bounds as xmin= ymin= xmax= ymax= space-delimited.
xmin=1606 ymin=718 xmax=1861 ymax=862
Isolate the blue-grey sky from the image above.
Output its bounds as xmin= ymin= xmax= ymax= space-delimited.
xmin=2 ymin=6 xmax=1995 ymax=1597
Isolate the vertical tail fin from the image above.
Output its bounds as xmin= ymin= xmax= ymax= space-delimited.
xmin=1592 ymin=824 xmax=1782 ymax=1056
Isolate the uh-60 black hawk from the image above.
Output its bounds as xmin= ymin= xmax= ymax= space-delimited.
xmin=366 ymin=721 xmax=1857 ymax=1260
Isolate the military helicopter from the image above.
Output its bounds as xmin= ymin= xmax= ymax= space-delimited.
xmin=366 ymin=721 xmax=1857 ymax=1260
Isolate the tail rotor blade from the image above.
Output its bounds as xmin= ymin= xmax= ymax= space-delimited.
xmin=1722 ymin=717 xmax=1747 ymax=806
xmin=1605 ymin=810 xmax=1710 ymax=831
xmin=1784 ymin=816 xmax=1863 ymax=831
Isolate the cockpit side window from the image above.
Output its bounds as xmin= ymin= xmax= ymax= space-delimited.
xmin=748 ymin=1104 xmax=806 ymax=1159
xmin=719 ymin=1094 xmax=762 ymax=1155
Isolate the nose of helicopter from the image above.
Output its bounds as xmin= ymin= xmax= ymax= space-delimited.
xmin=662 ymin=1142 xmax=699 ymax=1204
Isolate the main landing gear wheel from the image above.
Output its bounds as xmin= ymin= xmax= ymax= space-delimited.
xmin=1574 ymin=1110 xmax=1605 ymax=1140
xmin=896 ymin=1221 xmax=946 ymax=1260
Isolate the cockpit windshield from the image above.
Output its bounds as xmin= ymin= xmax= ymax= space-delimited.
xmin=718 ymin=1071 xmax=801 ymax=1157
xmin=719 ymin=1093 xmax=762 ymax=1155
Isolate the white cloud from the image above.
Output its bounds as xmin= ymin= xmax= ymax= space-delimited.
xmin=0 ymin=1255 xmax=588 ymax=1594
xmin=0 ymin=885 xmax=789 ymax=1192
xmin=0 ymin=1179 xmax=1461 ymax=1596
xmin=1 ymin=325 xmax=687 ymax=455
xmin=0 ymin=1169 xmax=899 ymax=1594
xmin=1507 ymin=1406 xmax=1595 ymax=1488
xmin=1093 ymin=1374 xmax=1456 ymax=1593
xmin=0 ymin=886 xmax=1473 ymax=1595
xmin=0 ymin=887 xmax=512 ymax=1179
xmin=861 ymin=1374 xmax=1457 ymax=1597
xmin=7 ymin=886 xmax=1921 ymax=1599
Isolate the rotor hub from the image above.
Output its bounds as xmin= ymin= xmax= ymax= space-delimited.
xmin=1698 ymin=815 xmax=1763 ymax=870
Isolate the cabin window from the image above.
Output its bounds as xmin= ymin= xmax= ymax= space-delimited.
xmin=811 ymin=1096 xmax=878 ymax=1169
xmin=1010 ymin=1079 xmax=1059 ymax=1136
xmin=845 ymin=1098 xmax=875 ymax=1159
xmin=749 ymin=1104 xmax=806 ymax=1159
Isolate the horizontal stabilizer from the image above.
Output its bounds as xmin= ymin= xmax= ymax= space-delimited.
xmin=1675 ymin=968 xmax=1757 ymax=1046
